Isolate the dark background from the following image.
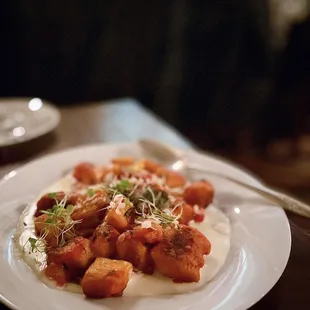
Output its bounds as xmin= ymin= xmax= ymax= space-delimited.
xmin=1 ymin=2 xmax=310 ymax=308
xmin=2 ymin=0 xmax=310 ymax=197
xmin=3 ymin=0 xmax=310 ymax=193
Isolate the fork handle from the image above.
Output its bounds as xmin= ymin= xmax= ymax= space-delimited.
xmin=187 ymin=165 xmax=310 ymax=218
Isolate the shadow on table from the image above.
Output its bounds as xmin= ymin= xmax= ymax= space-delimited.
xmin=0 ymin=131 xmax=57 ymax=166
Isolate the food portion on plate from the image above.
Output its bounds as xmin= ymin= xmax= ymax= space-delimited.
xmin=15 ymin=157 xmax=231 ymax=299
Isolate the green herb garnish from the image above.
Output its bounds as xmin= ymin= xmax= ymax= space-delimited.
xmin=87 ymin=188 xmax=95 ymax=197
xmin=28 ymin=237 xmax=38 ymax=252
xmin=66 ymin=204 xmax=74 ymax=215
xmin=37 ymin=196 xmax=80 ymax=248
xmin=136 ymin=187 xmax=180 ymax=226
xmin=116 ymin=179 xmax=131 ymax=193
xmin=24 ymin=236 xmax=45 ymax=254
xmin=48 ymin=192 xmax=57 ymax=199
xmin=104 ymin=179 xmax=134 ymax=199
xmin=142 ymin=186 xmax=169 ymax=210
xmin=101 ymin=177 xmax=179 ymax=227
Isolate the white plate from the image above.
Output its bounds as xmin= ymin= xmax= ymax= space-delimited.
xmin=0 ymin=142 xmax=291 ymax=310
xmin=0 ymin=98 xmax=60 ymax=147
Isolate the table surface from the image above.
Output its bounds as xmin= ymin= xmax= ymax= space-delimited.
xmin=0 ymin=98 xmax=308 ymax=310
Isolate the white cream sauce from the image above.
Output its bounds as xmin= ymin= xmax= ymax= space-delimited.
xmin=15 ymin=174 xmax=231 ymax=296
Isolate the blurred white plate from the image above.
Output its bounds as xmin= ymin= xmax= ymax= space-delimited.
xmin=0 ymin=142 xmax=291 ymax=310
xmin=0 ymin=98 xmax=60 ymax=147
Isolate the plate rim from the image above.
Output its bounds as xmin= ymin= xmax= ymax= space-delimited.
xmin=0 ymin=97 xmax=61 ymax=147
xmin=0 ymin=141 xmax=292 ymax=310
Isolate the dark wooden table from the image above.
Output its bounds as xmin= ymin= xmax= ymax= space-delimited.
xmin=0 ymin=99 xmax=309 ymax=310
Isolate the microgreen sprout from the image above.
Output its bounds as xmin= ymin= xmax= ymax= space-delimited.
xmin=48 ymin=192 xmax=57 ymax=199
xmin=87 ymin=188 xmax=95 ymax=197
xmin=116 ymin=179 xmax=131 ymax=193
xmin=136 ymin=187 xmax=181 ymax=227
xmin=24 ymin=196 xmax=81 ymax=253
xmin=40 ymin=197 xmax=81 ymax=247
xmin=103 ymin=179 xmax=135 ymax=200
xmin=101 ymin=176 xmax=181 ymax=226
xmin=23 ymin=236 xmax=45 ymax=255
xmin=29 ymin=237 xmax=41 ymax=252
